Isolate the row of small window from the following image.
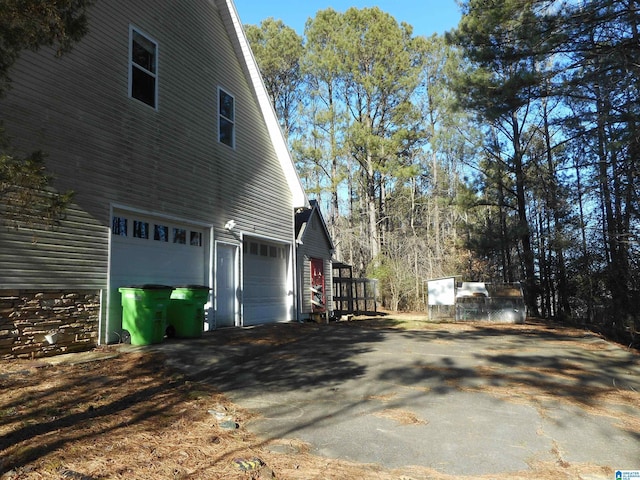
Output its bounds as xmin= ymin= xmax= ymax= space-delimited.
xmin=129 ymin=27 xmax=235 ymax=148
xmin=112 ymin=216 xmax=202 ymax=246
xmin=243 ymin=241 xmax=286 ymax=259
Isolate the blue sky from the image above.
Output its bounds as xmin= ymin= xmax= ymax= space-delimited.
xmin=232 ymin=0 xmax=463 ymax=37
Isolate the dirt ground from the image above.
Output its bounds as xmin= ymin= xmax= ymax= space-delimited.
xmin=0 ymin=315 xmax=638 ymax=480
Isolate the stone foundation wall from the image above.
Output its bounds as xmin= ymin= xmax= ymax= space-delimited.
xmin=0 ymin=290 xmax=100 ymax=359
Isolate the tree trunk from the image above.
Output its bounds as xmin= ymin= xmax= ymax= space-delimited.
xmin=542 ymin=96 xmax=570 ymax=319
xmin=367 ymin=150 xmax=380 ymax=262
xmin=512 ymin=111 xmax=539 ymax=316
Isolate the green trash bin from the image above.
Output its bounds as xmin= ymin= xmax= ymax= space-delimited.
xmin=167 ymin=285 xmax=210 ymax=338
xmin=119 ymin=285 xmax=174 ymax=345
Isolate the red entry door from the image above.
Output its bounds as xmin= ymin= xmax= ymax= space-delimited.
xmin=310 ymin=258 xmax=326 ymax=312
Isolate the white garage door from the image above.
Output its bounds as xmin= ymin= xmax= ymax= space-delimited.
xmin=105 ymin=210 xmax=209 ymax=343
xmin=242 ymin=238 xmax=289 ymax=326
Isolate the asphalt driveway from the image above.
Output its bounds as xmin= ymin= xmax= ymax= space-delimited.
xmin=151 ymin=319 xmax=640 ymax=478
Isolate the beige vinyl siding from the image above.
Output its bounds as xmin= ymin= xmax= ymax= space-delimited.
xmin=0 ymin=206 xmax=108 ymax=289
xmin=301 ymin=257 xmax=312 ymax=313
xmin=302 ymin=214 xmax=333 ymax=258
xmin=324 ymin=258 xmax=333 ymax=313
xmin=0 ymin=0 xmax=295 ymax=289
xmin=297 ymin=212 xmax=334 ymax=314
xmin=219 ymin=0 xmax=307 ymax=209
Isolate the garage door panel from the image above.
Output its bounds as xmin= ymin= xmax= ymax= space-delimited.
xmin=242 ymin=238 xmax=288 ymax=326
xmin=242 ymin=303 xmax=287 ymax=326
xmin=111 ymin=238 xmax=205 ymax=286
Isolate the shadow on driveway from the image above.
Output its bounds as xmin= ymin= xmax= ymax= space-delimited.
xmin=154 ymin=319 xmax=640 ymax=477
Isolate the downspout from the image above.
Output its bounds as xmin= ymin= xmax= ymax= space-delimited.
xmin=98 ymin=289 xmax=104 ymax=345
xmin=239 ymin=230 xmax=244 ymax=327
xmin=103 ymin=204 xmax=115 ymax=345
xmin=208 ymin=225 xmax=215 ymax=331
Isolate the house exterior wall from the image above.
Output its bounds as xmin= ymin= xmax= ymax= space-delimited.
xmin=296 ymin=211 xmax=333 ymax=318
xmin=0 ymin=0 xmax=301 ymax=356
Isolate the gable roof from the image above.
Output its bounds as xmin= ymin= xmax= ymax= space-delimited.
xmin=217 ymin=0 xmax=308 ymax=209
xmin=295 ymin=199 xmax=335 ymax=250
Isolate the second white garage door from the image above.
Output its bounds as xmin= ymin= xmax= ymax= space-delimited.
xmin=242 ymin=237 xmax=290 ymax=326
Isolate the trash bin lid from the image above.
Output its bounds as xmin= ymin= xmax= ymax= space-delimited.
xmin=173 ymin=285 xmax=211 ymax=290
xmin=123 ymin=284 xmax=174 ymax=290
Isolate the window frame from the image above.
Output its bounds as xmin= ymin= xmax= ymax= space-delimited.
xmin=173 ymin=227 xmax=187 ymax=244
xmin=133 ymin=220 xmax=149 ymax=239
xmin=112 ymin=216 xmax=128 ymax=236
xmin=154 ymin=224 xmax=169 ymax=242
xmin=128 ymin=25 xmax=159 ymax=110
xmin=218 ymin=87 xmax=235 ymax=148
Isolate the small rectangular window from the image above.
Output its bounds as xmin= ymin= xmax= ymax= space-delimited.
xmin=112 ymin=216 xmax=127 ymax=236
xmin=173 ymin=228 xmax=187 ymax=244
xmin=270 ymin=246 xmax=277 ymax=258
xmin=260 ymin=244 xmax=268 ymax=257
xmin=190 ymin=231 xmax=202 ymax=247
xmin=249 ymin=242 xmax=258 ymax=255
xmin=130 ymin=27 xmax=158 ymax=108
xmin=154 ymin=224 xmax=168 ymax=242
xmin=219 ymin=88 xmax=235 ymax=148
xmin=133 ymin=220 xmax=149 ymax=239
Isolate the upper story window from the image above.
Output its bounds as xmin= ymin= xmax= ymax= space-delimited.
xmin=129 ymin=27 xmax=158 ymax=109
xmin=218 ymin=88 xmax=235 ymax=148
